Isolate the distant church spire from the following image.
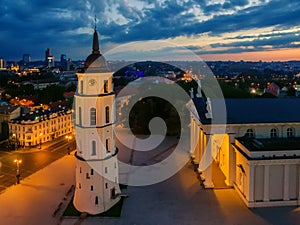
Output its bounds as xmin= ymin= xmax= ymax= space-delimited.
xmin=92 ymin=15 xmax=100 ymax=55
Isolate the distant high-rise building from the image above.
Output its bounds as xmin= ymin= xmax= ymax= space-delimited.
xmin=23 ymin=54 xmax=31 ymax=64
xmin=0 ymin=58 xmax=6 ymax=69
xmin=45 ymin=48 xmax=54 ymax=67
xmin=60 ymin=54 xmax=67 ymax=63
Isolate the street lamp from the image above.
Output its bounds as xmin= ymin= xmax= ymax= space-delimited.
xmin=12 ymin=133 xmax=17 ymax=150
xmin=39 ymin=132 xmax=43 ymax=149
xmin=65 ymin=135 xmax=72 ymax=155
xmin=14 ymin=159 xmax=22 ymax=184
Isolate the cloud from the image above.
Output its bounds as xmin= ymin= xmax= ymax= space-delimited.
xmin=0 ymin=0 xmax=299 ymax=61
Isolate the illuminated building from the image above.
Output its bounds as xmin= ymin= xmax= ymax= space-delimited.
xmin=189 ymin=96 xmax=300 ymax=207
xmin=45 ymin=48 xmax=55 ymax=67
xmin=9 ymin=107 xmax=73 ymax=147
xmin=73 ymin=27 xmax=121 ymax=214
xmin=0 ymin=58 xmax=6 ymax=69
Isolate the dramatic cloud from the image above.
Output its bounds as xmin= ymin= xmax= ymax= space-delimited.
xmin=0 ymin=0 xmax=299 ymax=61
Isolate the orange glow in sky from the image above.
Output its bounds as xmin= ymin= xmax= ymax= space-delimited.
xmin=200 ymin=48 xmax=300 ymax=62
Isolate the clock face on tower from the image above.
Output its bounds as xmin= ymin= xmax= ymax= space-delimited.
xmin=88 ymin=79 xmax=96 ymax=86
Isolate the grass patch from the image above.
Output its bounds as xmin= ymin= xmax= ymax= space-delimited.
xmin=64 ymin=197 xmax=124 ymax=217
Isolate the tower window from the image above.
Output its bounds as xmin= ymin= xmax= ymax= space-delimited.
xmin=91 ymin=185 xmax=93 ymax=191
xmin=95 ymin=196 xmax=99 ymax=205
xmin=86 ymin=173 xmax=90 ymax=179
xmin=270 ymin=128 xmax=278 ymax=138
xmin=91 ymin=140 xmax=96 ymax=156
xmin=105 ymin=183 xmax=108 ymax=189
xmin=91 ymin=169 xmax=94 ymax=175
xmin=287 ymin=128 xmax=295 ymax=138
xmin=79 ymin=183 xmax=81 ymax=189
xmin=245 ymin=129 xmax=255 ymax=138
xmin=78 ymin=107 xmax=82 ymax=126
xmin=80 ymin=80 xmax=83 ymax=94
xmin=105 ymin=167 xmax=108 ymax=174
xmin=104 ymin=80 xmax=108 ymax=93
xmin=90 ymin=108 xmax=96 ymax=126
xmin=105 ymin=106 xmax=110 ymax=123
xmin=106 ymin=139 xmax=110 ymax=153
xmin=79 ymin=167 xmax=82 ymax=173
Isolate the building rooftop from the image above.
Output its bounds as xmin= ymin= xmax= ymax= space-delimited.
xmin=10 ymin=106 xmax=71 ymax=124
xmin=192 ymin=98 xmax=300 ymax=124
xmin=237 ymin=137 xmax=300 ymax=152
xmin=0 ymin=105 xmax=19 ymax=114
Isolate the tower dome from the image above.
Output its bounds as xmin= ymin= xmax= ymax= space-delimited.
xmin=83 ymin=28 xmax=110 ymax=72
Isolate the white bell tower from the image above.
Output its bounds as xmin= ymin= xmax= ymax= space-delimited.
xmin=73 ymin=27 xmax=121 ymax=215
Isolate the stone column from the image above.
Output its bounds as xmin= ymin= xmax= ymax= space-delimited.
xmin=227 ymin=134 xmax=236 ymax=187
xmin=263 ymin=165 xmax=270 ymax=202
xmin=190 ymin=118 xmax=195 ymax=156
xmin=248 ymin=165 xmax=255 ymax=202
xmin=202 ymin=134 xmax=214 ymax=188
xmin=283 ymin=164 xmax=290 ymax=201
xmin=298 ymin=165 xmax=300 ymax=205
xmin=194 ymin=125 xmax=200 ymax=164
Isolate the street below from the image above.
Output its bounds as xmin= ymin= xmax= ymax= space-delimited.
xmin=0 ymin=135 xmax=76 ymax=193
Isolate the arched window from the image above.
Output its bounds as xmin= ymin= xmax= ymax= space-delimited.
xmin=91 ymin=140 xmax=96 ymax=155
xmin=80 ymin=80 xmax=84 ymax=94
xmin=106 ymin=138 xmax=110 ymax=153
xmin=95 ymin=196 xmax=98 ymax=205
xmin=105 ymin=106 xmax=110 ymax=123
xmin=104 ymin=80 xmax=108 ymax=93
xmin=90 ymin=108 xmax=96 ymax=126
xmin=270 ymin=128 xmax=278 ymax=138
xmin=245 ymin=129 xmax=255 ymax=138
xmin=287 ymin=128 xmax=295 ymax=138
xmin=78 ymin=107 xmax=82 ymax=126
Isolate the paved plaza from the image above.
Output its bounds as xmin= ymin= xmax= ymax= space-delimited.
xmin=0 ymin=134 xmax=299 ymax=225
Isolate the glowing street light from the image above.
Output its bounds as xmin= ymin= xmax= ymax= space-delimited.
xmin=65 ymin=135 xmax=72 ymax=155
xmin=14 ymin=159 xmax=22 ymax=184
xmin=12 ymin=133 xmax=17 ymax=150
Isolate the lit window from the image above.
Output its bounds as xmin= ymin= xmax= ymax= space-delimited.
xmin=287 ymin=128 xmax=295 ymax=138
xmin=90 ymin=108 xmax=96 ymax=126
xmin=245 ymin=129 xmax=255 ymax=138
xmin=270 ymin=128 xmax=278 ymax=138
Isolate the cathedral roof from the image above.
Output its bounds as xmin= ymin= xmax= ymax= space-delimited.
xmin=192 ymin=98 xmax=300 ymax=125
xmin=82 ymin=28 xmax=110 ymax=73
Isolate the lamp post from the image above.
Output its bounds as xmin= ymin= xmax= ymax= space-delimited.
xmin=12 ymin=133 xmax=17 ymax=150
xmin=39 ymin=132 xmax=43 ymax=149
xmin=65 ymin=135 xmax=72 ymax=155
xmin=14 ymin=159 xmax=22 ymax=184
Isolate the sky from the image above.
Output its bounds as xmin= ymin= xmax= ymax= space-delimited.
xmin=1 ymin=0 xmax=300 ymax=62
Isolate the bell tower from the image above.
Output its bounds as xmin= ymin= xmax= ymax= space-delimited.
xmin=73 ymin=27 xmax=121 ymax=215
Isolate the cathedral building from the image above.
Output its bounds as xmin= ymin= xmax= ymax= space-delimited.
xmin=188 ymin=96 xmax=300 ymax=207
xmin=73 ymin=27 xmax=121 ymax=214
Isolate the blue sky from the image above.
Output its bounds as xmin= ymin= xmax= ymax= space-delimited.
xmin=1 ymin=0 xmax=300 ymax=61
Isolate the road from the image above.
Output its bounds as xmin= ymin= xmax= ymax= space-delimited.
xmin=0 ymin=135 xmax=76 ymax=193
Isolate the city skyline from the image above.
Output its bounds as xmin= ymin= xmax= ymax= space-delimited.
xmin=1 ymin=0 xmax=299 ymax=62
